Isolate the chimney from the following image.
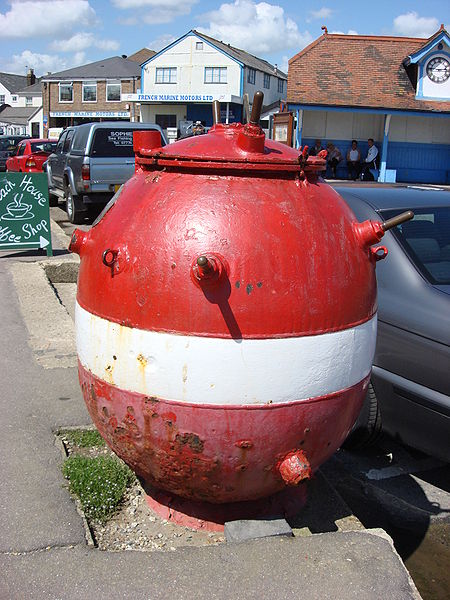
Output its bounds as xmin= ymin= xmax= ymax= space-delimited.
xmin=27 ymin=68 xmax=36 ymax=86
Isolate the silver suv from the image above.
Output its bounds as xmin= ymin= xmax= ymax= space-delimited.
xmin=46 ymin=122 xmax=166 ymax=223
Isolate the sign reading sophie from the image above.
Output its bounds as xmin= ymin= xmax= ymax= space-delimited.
xmin=0 ymin=173 xmax=53 ymax=256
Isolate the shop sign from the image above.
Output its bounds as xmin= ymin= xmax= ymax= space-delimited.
xmin=123 ymin=93 xmax=232 ymax=103
xmin=50 ymin=111 xmax=130 ymax=118
xmin=0 ymin=173 xmax=52 ymax=256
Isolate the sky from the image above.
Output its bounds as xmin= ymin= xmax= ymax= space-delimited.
xmin=0 ymin=0 xmax=448 ymax=77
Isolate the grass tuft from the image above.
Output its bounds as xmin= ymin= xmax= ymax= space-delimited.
xmin=63 ymin=455 xmax=135 ymax=523
xmin=59 ymin=428 xmax=105 ymax=448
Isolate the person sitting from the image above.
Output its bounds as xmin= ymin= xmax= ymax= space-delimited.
xmin=346 ymin=140 xmax=361 ymax=180
xmin=326 ymin=142 xmax=342 ymax=178
xmin=309 ymin=139 xmax=324 ymax=156
xmin=360 ymin=138 xmax=379 ymax=181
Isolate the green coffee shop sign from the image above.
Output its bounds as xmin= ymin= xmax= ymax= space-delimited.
xmin=0 ymin=172 xmax=52 ymax=256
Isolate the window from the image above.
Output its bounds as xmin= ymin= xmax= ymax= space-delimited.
xmin=26 ymin=96 xmax=32 ymax=106
xmin=156 ymin=68 xmax=177 ymax=84
xmin=91 ymin=129 xmax=135 ymax=158
xmin=382 ymin=207 xmax=450 ymax=285
xmin=204 ymin=67 xmax=227 ymax=83
xmin=63 ymin=130 xmax=74 ymax=153
xmin=56 ymin=131 xmax=67 ymax=152
xmin=106 ymin=80 xmax=121 ymax=102
xmin=83 ymin=81 xmax=97 ymax=102
xmin=17 ymin=143 xmax=26 ymax=156
xmin=31 ymin=141 xmax=57 ymax=153
xmin=247 ymin=68 xmax=256 ymax=85
xmin=0 ymin=95 xmax=5 ymax=104
xmin=155 ymin=114 xmax=177 ymax=129
xmin=59 ymin=83 xmax=73 ymax=102
xmin=11 ymin=95 xmax=18 ymax=102
xmin=264 ymin=73 xmax=270 ymax=89
xmin=277 ymin=78 xmax=284 ymax=93
xmin=196 ymin=42 xmax=203 ymax=50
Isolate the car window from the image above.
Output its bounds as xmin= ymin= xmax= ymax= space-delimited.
xmin=90 ymin=128 xmax=136 ymax=158
xmin=381 ymin=207 xmax=450 ymax=285
xmin=31 ymin=141 xmax=57 ymax=153
xmin=56 ymin=131 xmax=67 ymax=153
xmin=71 ymin=127 xmax=91 ymax=154
xmin=17 ymin=143 xmax=26 ymax=156
xmin=63 ymin=130 xmax=74 ymax=153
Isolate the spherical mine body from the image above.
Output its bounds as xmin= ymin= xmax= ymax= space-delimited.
xmin=72 ymin=123 xmax=382 ymax=504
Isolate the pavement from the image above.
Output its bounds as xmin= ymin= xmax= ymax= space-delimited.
xmin=0 ymin=218 xmax=422 ymax=599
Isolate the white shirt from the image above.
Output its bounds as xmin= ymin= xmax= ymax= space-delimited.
xmin=365 ymin=145 xmax=378 ymax=163
xmin=349 ymin=149 xmax=359 ymax=161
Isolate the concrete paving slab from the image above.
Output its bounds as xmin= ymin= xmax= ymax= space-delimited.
xmin=224 ymin=518 xmax=293 ymax=543
xmin=0 ymin=531 xmax=421 ymax=600
xmin=9 ymin=262 xmax=77 ymax=368
xmin=53 ymin=283 xmax=77 ymax=321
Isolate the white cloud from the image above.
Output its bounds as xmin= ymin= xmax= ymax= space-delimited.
xmin=147 ymin=34 xmax=178 ymax=52
xmin=5 ymin=49 xmax=87 ymax=76
xmin=0 ymin=0 xmax=97 ymax=39
xmin=200 ymin=0 xmax=312 ymax=54
xmin=49 ymin=33 xmax=119 ymax=53
xmin=112 ymin=0 xmax=198 ymax=24
xmin=393 ymin=12 xmax=440 ymax=38
xmin=308 ymin=7 xmax=333 ymax=21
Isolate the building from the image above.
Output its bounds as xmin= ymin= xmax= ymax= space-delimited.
xmin=41 ymin=49 xmax=154 ymax=135
xmin=123 ymin=30 xmax=287 ymax=135
xmin=0 ymin=69 xmax=42 ymax=136
xmin=287 ymin=26 xmax=450 ymax=183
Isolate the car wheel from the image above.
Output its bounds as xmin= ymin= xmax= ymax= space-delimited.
xmin=65 ymin=185 xmax=84 ymax=224
xmin=342 ymin=382 xmax=382 ymax=450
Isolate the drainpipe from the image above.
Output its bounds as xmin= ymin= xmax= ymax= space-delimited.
xmin=296 ymin=108 xmax=303 ymax=149
xmin=226 ymin=102 xmax=230 ymax=124
xmin=379 ymin=114 xmax=391 ymax=183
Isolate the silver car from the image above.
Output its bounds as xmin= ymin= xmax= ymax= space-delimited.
xmin=332 ymin=184 xmax=450 ymax=462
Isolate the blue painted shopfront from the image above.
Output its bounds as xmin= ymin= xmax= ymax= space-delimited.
xmin=291 ymin=105 xmax=450 ymax=184
xmin=301 ymin=137 xmax=450 ymax=183
xmin=186 ymin=103 xmax=242 ymax=127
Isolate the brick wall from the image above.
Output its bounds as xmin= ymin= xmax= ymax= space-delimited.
xmin=43 ymin=78 xmax=140 ymax=131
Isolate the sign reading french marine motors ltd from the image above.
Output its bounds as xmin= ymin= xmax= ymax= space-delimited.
xmin=0 ymin=172 xmax=53 ymax=256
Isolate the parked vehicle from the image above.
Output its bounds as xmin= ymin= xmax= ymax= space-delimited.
xmin=0 ymin=135 xmax=30 ymax=171
xmin=332 ymin=183 xmax=450 ymax=461
xmin=6 ymin=138 xmax=58 ymax=173
xmin=46 ymin=122 xmax=167 ymax=223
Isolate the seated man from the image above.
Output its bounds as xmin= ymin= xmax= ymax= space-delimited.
xmin=360 ymin=138 xmax=379 ymax=180
xmin=326 ymin=142 xmax=342 ymax=178
xmin=309 ymin=139 xmax=324 ymax=156
xmin=346 ymin=140 xmax=361 ymax=180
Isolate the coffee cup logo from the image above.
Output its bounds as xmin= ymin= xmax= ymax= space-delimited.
xmin=2 ymin=193 xmax=34 ymax=221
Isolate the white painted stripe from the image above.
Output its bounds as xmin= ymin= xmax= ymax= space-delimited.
xmin=76 ymin=302 xmax=376 ymax=406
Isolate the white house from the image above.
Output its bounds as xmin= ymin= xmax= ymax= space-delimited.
xmin=123 ymin=30 xmax=287 ymax=135
xmin=0 ymin=69 xmax=43 ymax=136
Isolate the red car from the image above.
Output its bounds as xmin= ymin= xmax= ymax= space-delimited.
xmin=6 ymin=138 xmax=57 ymax=173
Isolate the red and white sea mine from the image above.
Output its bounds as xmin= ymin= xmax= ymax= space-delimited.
xmin=70 ymin=92 xmax=411 ymax=522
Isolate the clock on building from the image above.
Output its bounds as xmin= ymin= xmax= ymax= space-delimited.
xmin=426 ymin=56 xmax=450 ymax=83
